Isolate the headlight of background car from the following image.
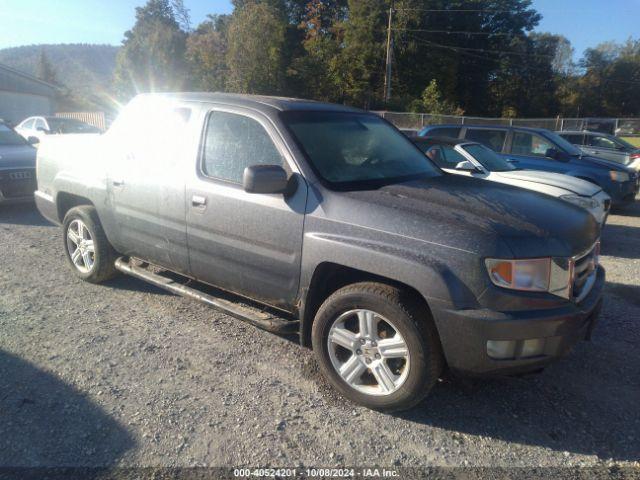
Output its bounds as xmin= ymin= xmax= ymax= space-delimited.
xmin=609 ymin=170 xmax=630 ymax=182
xmin=559 ymin=194 xmax=598 ymax=210
xmin=485 ymin=257 xmax=573 ymax=299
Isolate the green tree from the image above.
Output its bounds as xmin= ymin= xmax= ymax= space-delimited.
xmin=336 ymin=0 xmax=388 ymax=108
xmin=288 ymin=0 xmax=346 ymax=101
xmin=113 ymin=0 xmax=188 ymax=99
xmin=186 ymin=15 xmax=230 ymax=91
xmin=225 ymin=2 xmax=288 ymax=94
xmin=410 ymin=79 xmax=463 ymax=115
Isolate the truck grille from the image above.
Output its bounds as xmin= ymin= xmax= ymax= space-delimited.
xmin=0 ymin=169 xmax=37 ymax=199
xmin=572 ymin=242 xmax=599 ymax=303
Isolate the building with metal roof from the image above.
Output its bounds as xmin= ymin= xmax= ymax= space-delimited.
xmin=0 ymin=63 xmax=57 ymax=125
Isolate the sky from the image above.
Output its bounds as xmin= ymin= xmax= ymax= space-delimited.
xmin=0 ymin=0 xmax=638 ymax=59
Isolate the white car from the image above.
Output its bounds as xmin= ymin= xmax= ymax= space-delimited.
xmin=414 ymin=137 xmax=611 ymax=226
xmin=15 ymin=116 xmax=101 ymax=142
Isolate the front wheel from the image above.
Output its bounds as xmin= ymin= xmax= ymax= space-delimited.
xmin=62 ymin=206 xmax=118 ymax=283
xmin=311 ymin=282 xmax=443 ymax=412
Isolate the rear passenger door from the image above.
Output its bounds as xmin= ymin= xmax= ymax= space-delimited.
xmin=464 ymin=128 xmax=507 ymax=153
xmin=105 ymin=98 xmax=193 ymax=274
xmin=185 ymin=107 xmax=307 ymax=310
xmin=583 ymin=134 xmax=626 ymax=162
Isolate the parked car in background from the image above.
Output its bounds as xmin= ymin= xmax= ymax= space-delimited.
xmin=35 ymin=93 xmax=604 ymax=412
xmin=0 ymin=121 xmax=37 ymax=204
xmin=15 ymin=116 xmax=102 ymax=142
xmin=419 ymin=124 xmax=639 ymax=207
xmin=557 ymin=130 xmax=640 ymax=171
xmin=413 ymin=137 xmax=611 ymax=226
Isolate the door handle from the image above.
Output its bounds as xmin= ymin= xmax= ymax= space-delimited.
xmin=191 ymin=195 xmax=207 ymax=207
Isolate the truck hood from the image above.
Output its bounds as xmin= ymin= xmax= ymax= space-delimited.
xmin=329 ymin=175 xmax=599 ymax=258
xmin=494 ymin=170 xmax=601 ymax=196
xmin=0 ymin=144 xmax=36 ymax=169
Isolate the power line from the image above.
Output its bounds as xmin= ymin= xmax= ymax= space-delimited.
xmin=394 ymin=29 xmax=521 ymax=36
xmin=402 ymin=35 xmax=640 ymax=87
xmin=403 ymin=35 xmax=557 ymax=60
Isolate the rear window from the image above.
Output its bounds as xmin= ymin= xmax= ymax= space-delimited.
xmin=425 ymin=127 xmax=461 ymax=138
xmin=465 ymin=129 xmax=506 ymax=152
xmin=561 ymin=134 xmax=584 ymax=145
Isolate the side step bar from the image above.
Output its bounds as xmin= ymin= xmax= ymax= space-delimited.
xmin=114 ymin=258 xmax=298 ymax=335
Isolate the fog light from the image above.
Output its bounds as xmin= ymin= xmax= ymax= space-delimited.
xmin=521 ymin=338 xmax=545 ymax=358
xmin=487 ymin=340 xmax=516 ymax=359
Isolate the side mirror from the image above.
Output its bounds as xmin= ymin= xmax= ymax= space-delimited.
xmin=545 ymin=147 xmax=569 ymax=161
xmin=243 ymin=165 xmax=289 ymax=194
xmin=27 ymin=136 xmax=40 ymax=145
xmin=455 ymin=160 xmax=479 ymax=172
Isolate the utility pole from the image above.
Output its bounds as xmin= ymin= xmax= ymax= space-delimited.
xmin=384 ymin=6 xmax=393 ymax=105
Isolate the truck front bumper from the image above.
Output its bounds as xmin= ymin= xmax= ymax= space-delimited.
xmin=432 ymin=266 xmax=604 ymax=376
xmin=34 ymin=190 xmax=60 ymax=225
xmin=609 ymin=177 xmax=639 ymax=206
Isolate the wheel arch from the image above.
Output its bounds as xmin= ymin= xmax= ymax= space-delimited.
xmin=56 ymin=192 xmax=95 ymax=223
xmin=299 ymin=262 xmax=438 ymax=348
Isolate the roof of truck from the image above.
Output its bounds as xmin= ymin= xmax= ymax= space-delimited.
xmin=136 ymin=92 xmax=366 ymax=114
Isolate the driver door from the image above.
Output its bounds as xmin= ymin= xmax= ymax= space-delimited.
xmin=185 ymin=108 xmax=307 ymax=310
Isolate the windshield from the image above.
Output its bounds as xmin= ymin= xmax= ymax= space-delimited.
xmin=461 ymin=143 xmax=516 ymax=172
xmin=0 ymin=124 xmax=28 ymax=146
xmin=282 ymin=111 xmax=441 ymax=188
xmin=47 ymin=118 xmax=101 ymax=134
xmin=541 ymin=130 xmax=583 ymax=156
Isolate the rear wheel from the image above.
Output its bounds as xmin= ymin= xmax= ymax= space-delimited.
xmin=312 ymin=282 xmax=443 ymax=412
xmin=62 ymin=206 xmax=118 ymax=283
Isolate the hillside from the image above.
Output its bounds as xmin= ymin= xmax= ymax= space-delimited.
xmin=0 ymin=44 xmax=119 ymax=95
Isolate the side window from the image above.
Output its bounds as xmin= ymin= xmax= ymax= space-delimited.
xmin=588 ymin=135 xmax=617 ymax=149
xmin=22 ymin=119 xmax=35 ymax=129
xmin=425 ymin=145 xmax=466 ymax=168
xmin=465 ymin=129 xmax=506 ymax=152
xmin=34 ymin=118 xmax=46 ymax=130
xmin=562 ymin=134 xmax=584 ymax=145
xmin=106 ymin=98 xmax=192 ymax=171
xmin=511 ymin=132 xmax=554 ymax=157
xmin=428 ymin=127 xmax=461 ymax=138
xmin=202 ymin=111 xmax=284 ymax=184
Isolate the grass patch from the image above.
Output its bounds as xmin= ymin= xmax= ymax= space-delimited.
xmin=621 ymin=136 xmax=640 ymax=147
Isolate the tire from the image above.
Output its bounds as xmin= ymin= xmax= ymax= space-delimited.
xmin=311 ymin=282 xmax=443 ymax=412
xmin=62 ymin=206 xmax=118 ymax=283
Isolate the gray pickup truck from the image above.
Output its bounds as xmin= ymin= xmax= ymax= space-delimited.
xmin=35 ymin=93 xmax=604 ymax=411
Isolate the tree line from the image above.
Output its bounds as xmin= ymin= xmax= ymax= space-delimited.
xmin=98 ymin=0 xmax=640 ymax=117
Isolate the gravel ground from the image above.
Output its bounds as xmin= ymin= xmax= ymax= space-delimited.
xmin=0 ymin=200 xmax=639 ymax=471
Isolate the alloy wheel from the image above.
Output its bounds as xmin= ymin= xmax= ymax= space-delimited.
xmin=327 ymin=309 xmax=410 ymax=396
xmin=66 ymin=219 xmax=95 ymax=273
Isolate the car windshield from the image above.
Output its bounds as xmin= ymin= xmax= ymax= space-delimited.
xmin=610 ymin=135 xmax=637 ymax=150
xmin=282 ymin=111 xmax=441 ymax=188
xmin=46 ymin=118 xmax=101 ymax=134
xmin=0 ymin=124 xmax=27 ymax=146
xmin=541 ymin=130 xmax=583 ymax=156
xmin=461 ymin=143 xmax=516 ymax=172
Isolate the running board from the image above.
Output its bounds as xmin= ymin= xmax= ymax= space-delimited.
xmin=114 ymin=258 xmax=298 ymax=334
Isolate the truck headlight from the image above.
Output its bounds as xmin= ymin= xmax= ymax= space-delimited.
xmin=485 ymin=257 xmax=573 ymax=298
xmin=609 ymin=171 xmax=630 ymax=182
xmin=559 ymin=194 xmax=598 ymax=210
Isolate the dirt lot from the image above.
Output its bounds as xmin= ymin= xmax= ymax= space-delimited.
xmin=0 ymin=200 xmax=639 ymax=471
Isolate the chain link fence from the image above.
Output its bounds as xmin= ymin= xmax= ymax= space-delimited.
xmin=376 ymin=112 xmax=640 ymax=137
